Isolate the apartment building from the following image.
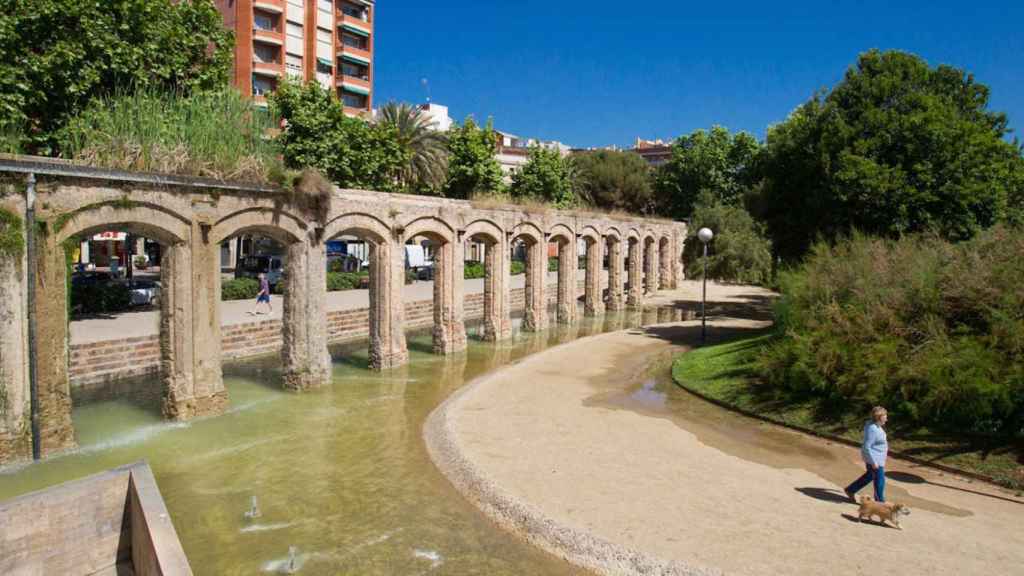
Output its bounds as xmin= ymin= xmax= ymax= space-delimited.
xmin=215 ymin=0 xmax=375 ymax=115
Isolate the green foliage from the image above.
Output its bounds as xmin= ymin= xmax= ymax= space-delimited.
xmin=572 ymin=150 xmax=655 ymax=214
xmin=654 ymin=126 xmax=760 ymax=220
xmin=754 ymin=49 xmax=1024 ymax=261
xmin=326 ymin=271 xmax=367 ymax=291
xmin=221 ymin=278 xmax=259 ymax=301
xmin=464 ymin=261 xmax=486 ymax=279
xmin=510 ymin=260 xmax=526 ymax=276
xmin=271 ymin=79 xmax=408 ymax=191
xmin=444 ymin=117 xmax=504 ymax=199
xmin=70 ymin=283 xmax=131 ymax=314
xmin=0 ymin=208 xmax=24 ymax=260
xmin=683 ymin=192 xmax=773 ymax=285
xmin=0 ymin=0 xmax=233 ymax=154
xmin=376 ymin=101 xmax=448 ymax=192
xmin=548 ymin=257 xmax=559 ymax=272
xmin=60 ymin=89 xmax=283 ymax=182
xmin=508 ymin=146 xmax=577 ymax=208
xmin=759 ymin=227 xmax=1024 ymax=435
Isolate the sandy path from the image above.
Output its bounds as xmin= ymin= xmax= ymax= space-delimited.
xmin=425 ymin=283 xmax=1024 ymax=576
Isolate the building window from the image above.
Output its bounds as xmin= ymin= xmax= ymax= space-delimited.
xmin=254 ymin=11 xmax=278 ymax=32
xmin=340 ymin=89 xmax=367 ymax=109
xmin=254 ymin=43 xmax=280 ymax=64
xmin=253 ymin=75 xmax=276 ymax=97
xmin=341 ymin=32 xmax=367 ymax=50
xmin=341 ymin=60 xmax=368 ymax=80
xmin=316 ymin=59 xmax=332 ymax=75
xmin=340 ymin=2 xmax=367 ymax=20
xmin=286 ymin=53 xmax=303 ymax=77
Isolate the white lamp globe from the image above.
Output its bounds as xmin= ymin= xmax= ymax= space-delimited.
xmin=697 ymin=227 xmax=714 ymax=244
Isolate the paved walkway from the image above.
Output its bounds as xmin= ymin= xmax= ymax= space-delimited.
xmin=425 ymin=282 xmax=1024 ymax=576
xmin=70 ymin=272 xmax=566 ymax=344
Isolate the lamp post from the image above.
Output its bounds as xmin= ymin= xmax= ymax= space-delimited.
xmin=697 ymin=227 xmax=713 ymax=345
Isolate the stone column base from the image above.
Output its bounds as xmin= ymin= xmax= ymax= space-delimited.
xmin=283 ymin=366 xmax=331 ymax=392
xmin=370 ymin=349 xmax=409 ymax=371
xmin=433 ymin=323 xmax=468 ymax=355
xmin=585 ymin=300 xmax=605 ymax=316
xmin=163 ymin=391 xmax=229 ymax=421
xmin=0 ymin=430 xmax=31 ymax=465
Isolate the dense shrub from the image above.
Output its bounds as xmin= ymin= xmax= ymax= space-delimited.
xmin=327 ymin=272 xmax=366 ymax=291
xmin=510 ymin=260 xmax=526 ymax=275
xmin=683 ymin=192 xmax=772 ymax=285
xmin=464 ymin=262 xmax=485 ymax=279
xmin=71 ymin=283 xmax=131 ymax=314
xmin=758 ymin=227 xmax=1024 ymax=435
xmin=222 ymin=278 xmax=259 ymax=301
xmin=548 ymin=257 xmax=559 ymax=272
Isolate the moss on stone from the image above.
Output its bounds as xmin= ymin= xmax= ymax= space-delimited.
xmin=0 ymin=207 xmax=24 ymax=260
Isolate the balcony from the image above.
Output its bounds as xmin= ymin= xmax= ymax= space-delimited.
xmin=253 ymin=29 xmax=284 ymax=46
xmin=253 ymin=0 xmax=284 ymax=14
xmin=338 ymin=2 xmax=371 ymax=24
xmin=337 ymin=76 xmax=370 ymax=94
xmin=336 ymin=44 xmax=371 ymax=65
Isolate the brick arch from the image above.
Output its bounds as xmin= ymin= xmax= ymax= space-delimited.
xmin=324 ymin=212 xmax=391 ymax=245
xmin=464 ymin=219 xmax=504 ymax=245
xmin=210 ymin=208 xmax=308 ymax=245
xmin=510 ymin=221 xmax=544 ymax=245
xmin=548 ymin=223 xmax=575 ymax=245
xmin=55 ymin=202 xmax=190 ymax=246
xmin=403 ymin=216 xmax=455 ymax=244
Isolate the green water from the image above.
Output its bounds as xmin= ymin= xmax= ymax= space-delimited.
xmin=0 ymin=308 xmax=668 ymax=575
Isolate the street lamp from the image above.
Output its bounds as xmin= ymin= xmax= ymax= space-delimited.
xmin=697 ymin=227 xmax=713 ymax=344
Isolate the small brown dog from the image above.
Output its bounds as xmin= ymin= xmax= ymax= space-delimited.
xmin=858 ymin=496 xmax=910 ymax=530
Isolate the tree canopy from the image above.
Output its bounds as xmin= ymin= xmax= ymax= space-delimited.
xmin=654 ymin=126 xmax=760 ymax=221
xmin=508 ymin=146 xmax=577 ymax=208
xmin=0 ymin=0 xmax=233 ymax=154
xmin=444 ymin=117 xmax=504 ymax=199
xmin=683 ymin=192 xmax=773 ymax=285
xmin=754 ymin=49 xmax=1024 ymax=261
xmin=376 ymin=101 xmax=448 ymax=193
xmin=572 ymin=149 xmax=655 ymax=214
xmin=271 ymin=80 xmax=407 ymax=191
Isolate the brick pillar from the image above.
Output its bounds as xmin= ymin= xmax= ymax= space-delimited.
xmin=606 ymin=238 xmax=625 ymax=311
xmin=645 ymin=240 xmax=659 ymax=295
xmin=556 ymin=240 xmax=578 ymax=324
xmin=522 ymin=239 xmax=548 ymax=332
xmin=182 ymin=230 xmax=227 ymax=418
xmin=584 ymin=237 xmax=604 ymax=316
xmin=0 ymin=230 xmax=29 ymax=463
xmin=627 ymin=238 xmax=643 ymax=307
xmin=281 ymin=239 xmax=331 ymax=390
xmin=482 ymin=238 xmax=512 ymax=341
xmin=32 ymin=237 xmax=75 ymax=455
xmin=368 ymin=238 xmax=408 ymax=369
xmin=659 ymin=239 xmax=672 ymax=290
xmin=432 ymin=239 xmax=466 ymax=354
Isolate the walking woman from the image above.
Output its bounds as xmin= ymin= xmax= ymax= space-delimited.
xmin=845 ymin=406 xmax=889 ymax=502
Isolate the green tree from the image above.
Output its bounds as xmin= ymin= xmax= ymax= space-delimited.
xmin=0 ymin=0 xmax=233 ymax=154
xmin=376 ymin=101 xmax=448 ymax=192
xmin=654 ymin=126 xmax=760 ymax=220
xmin=444 ymin=117 xmax=504 ymax=199
xmin=755 ymin=49 xmax=1024 ymax=261
xmin=683 ymin=192 xmax=773 ymax=285
xmin=508 ymin=146 xmax=576 ymax=207
xmin=572 ymin=150 xmax=655 ymax=214
xmin=271 ymin=79 xmax=407 ymax=190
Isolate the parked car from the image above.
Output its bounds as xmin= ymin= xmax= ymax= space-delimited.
xmin=71 ymin=271 xmax=112 ymax=288
xmin=126 ymin=279 xmax=161 ymax=306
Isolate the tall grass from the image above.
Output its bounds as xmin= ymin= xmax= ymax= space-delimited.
xmin=60 ymin=89 xmax=284 ymax=183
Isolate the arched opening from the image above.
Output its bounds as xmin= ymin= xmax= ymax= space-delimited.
xmin=403 ymin=219 xmax=465 ymax=355
xmin=323 ymin=213 xmax=407 ymax=370
xmin=548 ymin=226 xmax=578 ymax=324
xmin=643 ymin=235 xmax=658 ymax=294
xmin=510 ymin=224 xmax=547 ymax=332
xmin=604 ymin=234 xmax=625 ymax=311
xmin=626 ymin=234 xmax=642 ymax=307
xmin=464 ymin=221 xmax=510 ymax=342
xmin=658 ymin=236 xmax=672 ymax=289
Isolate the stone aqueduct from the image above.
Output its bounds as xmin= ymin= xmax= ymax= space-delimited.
xmin=0 ymin=158 xmax=686 ymax=464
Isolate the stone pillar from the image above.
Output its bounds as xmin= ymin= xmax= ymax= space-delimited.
xmin=606 ymin=238 xmax=625 ymax=311
xmin=432 ymin=239 xmax=466 ymax=354
xmin=482 ymin=238 xmax=512 ymax=341
xmin=368 ymin=238 xmax=408 ymax=369
xmin=522 ymin=239 xmax=548 ymax=332
xmin=673 ymin=232 xmax=685 ymax=286
xmin=281 ymin=239 xmax=331 ymax=390
xmin=32 ymin=237 xmax=75 ymax=455
xmin=556 ymin=240 xmax=578 ymax=324
xmin=179 ymin=229 xmax=227 ymax=418
xmin=627 ymin=238 xmax=643 ymax=307
xmin=0 ymin=225 xmax=30 ymax=463
xmin=645 ymin=240 xmax=659 ymax=295
xmin=584 ymin=237 xmax=604 ymax=316
xmin=659 ymin=240 xmax=672 ymax=290
xmin=159 ymin=242 xmax=198 ymax=418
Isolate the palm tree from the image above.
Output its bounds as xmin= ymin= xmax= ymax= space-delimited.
xmin=376 ymin=101 xmax=448 ymax=191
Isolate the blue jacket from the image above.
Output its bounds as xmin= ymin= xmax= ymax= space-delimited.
xmin=861 ymin=421 xmax=888 ymax=467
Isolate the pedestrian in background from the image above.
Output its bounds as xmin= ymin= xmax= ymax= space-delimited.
xmin=845 ymin=406 xmax=889 ymax=502
xmin=249 ymin=273 xmax=272 ymax=316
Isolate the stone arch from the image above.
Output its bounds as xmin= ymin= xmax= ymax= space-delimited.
xmin=464 ymin=218 xmax=504 ymax=245
xmin=403 ymin=216 xmax=455 ymax=244
xmin=324 ymin=212 xmax=392 ymax=244
xmin=403 ymin=216 xmax=464 ymax=354
xmin=510 ymin=221 xmax=544 ymax=245
xmin=603 ymin=226 xmax=623 ymax=242
xmin=627 ymin=227 xmax=641 ymax=241
xmin=579 ymin=225 xmax=601 ymax=244
xmin=510 ymin=220 xmax=547 ymax=331
xmin=55 ymin=202 xmax=190 ymax=246
xmin=210 ymin=207 xmax=307 ymax=246
xmin=547 ymin=222 xmax=575 ymax=244
xmin=463 ymin=219 xmax=511 ymax=342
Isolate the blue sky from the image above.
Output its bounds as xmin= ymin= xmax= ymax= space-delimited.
xmin=374 ymin=1 xmax=1023 ymax=148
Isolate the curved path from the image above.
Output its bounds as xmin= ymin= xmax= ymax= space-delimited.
xmin=425 ymin=284 xmax=1024 ymax=576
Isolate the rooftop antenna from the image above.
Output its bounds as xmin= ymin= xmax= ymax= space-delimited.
xmin=421 ymin=78 xmax=431 ymax=104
